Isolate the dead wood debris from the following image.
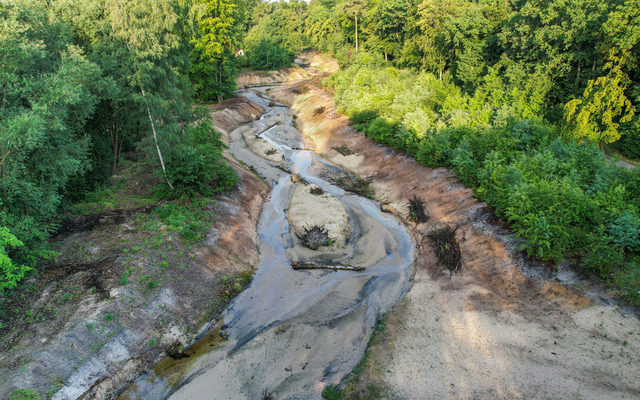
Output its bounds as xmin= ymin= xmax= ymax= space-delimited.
xmin=427 ymin=225 xmax=462 ymax=277
xmin=292 ymin=261 xmax=364 ymax=272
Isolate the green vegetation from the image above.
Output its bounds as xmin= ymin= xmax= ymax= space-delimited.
xmin=244 ymin=39 xmax=295 ymax=70
xmin=154 ymin=201 xmax=213 ymax=242
xmin=327 ymin=57 xmax=640 ymax=305
xmin=0 ymin=0 xmax=245 ymax=293
xmin=235 ymin=0 xmax=640 ymax=306
xmin=9 ymin=389 xmax=41 ymax=400
xmin=321 ymin=386 xmax=343 ymax=400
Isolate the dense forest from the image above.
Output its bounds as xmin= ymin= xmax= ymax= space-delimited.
xmin=1 ymin=0 xmax=640 ymax=307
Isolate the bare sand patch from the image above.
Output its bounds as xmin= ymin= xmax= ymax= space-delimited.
xmin=287 ymin=183 xmax=350 ymax=249
xmin=242 ymin=125 xmax=284 ymax=162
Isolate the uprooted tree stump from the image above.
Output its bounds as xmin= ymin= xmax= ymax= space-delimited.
xmin=167 ymin=341 xmax=189 ymax=359
xmin=331 ymin=174 xmax=374 ymax=198
xmin=427 ymin=225 xmax=462 ymax=277
xmin=296 ymin=225 xmax=330 ymax=250
xmin=409 ymin=196 xmax=429 ymax=223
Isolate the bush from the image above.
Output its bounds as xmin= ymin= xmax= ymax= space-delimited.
xmin=608 ymin=212 xmax=640 ymax=251
xmin=245 ymin=39 xmax=294 ymax=71
xmin=321 ymin=386 xmax=343 ymax=400
xmin=0 ymin=227 xmax=31 ymax=293
xmin=161 ymin=117 xmax=237 ymax=198
xmin=614 ymin=258 xmax=640 ymax=307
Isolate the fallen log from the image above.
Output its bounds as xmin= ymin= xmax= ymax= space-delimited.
xmin=291 ymin=261 xmax=365 ymax=272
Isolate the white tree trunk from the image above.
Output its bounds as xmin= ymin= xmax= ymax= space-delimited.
xmin=141 ymin=88 xmax=173 ymax=190
xmin=355 ymin=14 xmax=359 ymax=53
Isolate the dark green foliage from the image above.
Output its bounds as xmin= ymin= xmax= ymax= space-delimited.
xmin=321 ymin=386 xmax=344 ymax=400
xmin=613 ymin=130 xmax=640 ymax=160
xmin=9 ymin=389 xmax=41 ymax=400
xmin=244 ymin=0 xmax=309 ymax=54
xmin=245 ymin=39 xmax=294 ymax=70
xmin=190 ymin=50 xmax=238 ymax=102
xmin=0 ymin=0 xmax=241 ymax=292
xmin=160 ymin=114 xmax=237 ymax=198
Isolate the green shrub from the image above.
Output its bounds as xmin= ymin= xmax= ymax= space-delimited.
xmin=9 ymin=389 xmax=41 ymax=400
xmin=608 ymin=212 xmax=640 ymax=251
xmin=614 ymin=258 xmax=640 ymax=307
xmin=161 ymin=116 xmax=237 ymax=198
xmin=321 ymin=385 xmax=343 ymax=400
xmin=0 ymin=227 xmax=31 ymax=293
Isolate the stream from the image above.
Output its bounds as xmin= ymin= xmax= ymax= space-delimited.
xmin=117 ymin=84 xmax=415 ymax=399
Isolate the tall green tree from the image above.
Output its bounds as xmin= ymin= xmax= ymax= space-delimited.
xmin=191 ymin=0 xmax=238 ymax=102
xmin=564 ymin=62 xmax=636 ymax=146
xmin=0 ymin=0 xmax=103 ymax=256
xmin=337 ymin=0 xmax=367 ymax=53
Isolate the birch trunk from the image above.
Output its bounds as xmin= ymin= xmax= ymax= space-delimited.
xmin=141 ymin=88 xmax=173 ymax=190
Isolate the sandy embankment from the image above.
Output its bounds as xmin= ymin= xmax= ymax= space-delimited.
xmin=236 ymin=67 xmax=309 ymax=89
xmin=268 ymin=62 xmax=640 ymax=399
xmin=241 ymin=125 xmax=284 ymax=163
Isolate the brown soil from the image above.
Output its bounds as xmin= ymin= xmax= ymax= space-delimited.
xmin=268 ymin=62 xmax=640 ymax=399
xmin=0 ymin=97 xmax=269 ymax=400
xmin=201 ymin=98 xmax=263 ymax=139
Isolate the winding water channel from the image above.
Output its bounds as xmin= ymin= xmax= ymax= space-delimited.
xmin=118 ymin=84 xmax=415 ymax=399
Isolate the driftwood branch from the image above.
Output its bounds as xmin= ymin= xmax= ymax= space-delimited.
xmin=291 ymin=261 xmax=364 ymax=272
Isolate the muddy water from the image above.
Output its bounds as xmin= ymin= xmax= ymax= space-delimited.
xmin=117 ymin=86 xmax=414 ymax=399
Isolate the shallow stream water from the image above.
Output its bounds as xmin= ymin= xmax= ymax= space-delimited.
xmin=117 ymin=84 xmax=415 ymax=400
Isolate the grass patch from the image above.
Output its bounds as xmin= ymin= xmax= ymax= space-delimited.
xmin=9 ymin=389 xmax=41 ymax=400
xmin=153 ymin=199 xmax=213 ymax=242
xmin=322 ymin=386 xmax=343 ymax=400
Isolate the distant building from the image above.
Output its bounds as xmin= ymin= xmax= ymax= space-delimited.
xmin=235 ymin=49 xmax=245 ymax=57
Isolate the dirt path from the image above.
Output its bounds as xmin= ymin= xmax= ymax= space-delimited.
xmin=265 ymin=55 xmax=640 ymax=399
